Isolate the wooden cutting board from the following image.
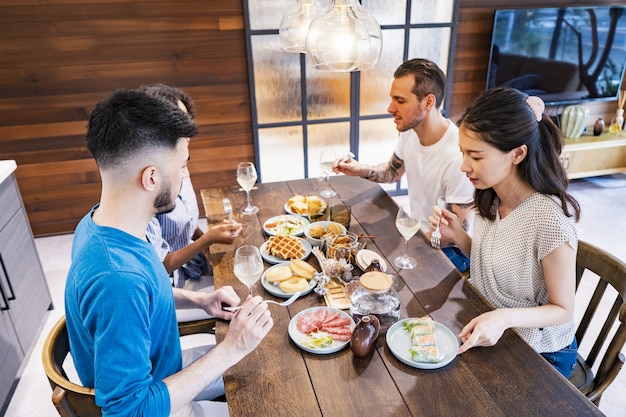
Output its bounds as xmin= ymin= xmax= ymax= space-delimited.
xmin=323 ymin=280 xmax=351 ymax=310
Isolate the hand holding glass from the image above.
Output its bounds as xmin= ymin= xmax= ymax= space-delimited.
xmin=319 ymin=150 xmax=337 ymax=198
xmin=394 ymin=206 xmax=421 ymax=269
xmin=234 ymin=245 xmax=264 ymax=295
xmin=237 ymin=162 xmax=259 ymax=214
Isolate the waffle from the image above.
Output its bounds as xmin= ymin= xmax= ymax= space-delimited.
xmin=266 ymin=235 xmax=306 ymax=259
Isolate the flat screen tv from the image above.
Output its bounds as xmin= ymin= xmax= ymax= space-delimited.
xmin=486 ymin=6 xmax=626 ymax=107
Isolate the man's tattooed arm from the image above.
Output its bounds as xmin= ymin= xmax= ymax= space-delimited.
xmin=364 ymin=153 xmax=405 ymax=183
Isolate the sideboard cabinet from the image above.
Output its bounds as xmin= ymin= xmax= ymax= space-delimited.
xmin=562 ymin=132 xmax=626 ymax=179
xmin=0 ymin=164 xmax=52 ymax=412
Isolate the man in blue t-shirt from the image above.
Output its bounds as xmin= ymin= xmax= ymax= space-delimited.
xmin=65 ymin=89 xmax=273 ymax=416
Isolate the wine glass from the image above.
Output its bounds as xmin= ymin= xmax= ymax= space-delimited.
xmin=319 ymin=150 xmax=337 ymax=198
xmin=233 ymin=245 xmax=264 ymax=296
xmin=237 ymin=162 xmax=259 ymax=214
xmin=394 ymin=205 xmax=421 ymax=269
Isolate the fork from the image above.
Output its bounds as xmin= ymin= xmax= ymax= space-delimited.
xmin=431 ymin=214 xmax=442 ymax=249
xmin=431 ymin=196 xmax=445 ymax=249
xmin=222 ymin=291 xmax=302 ymax=311
xmin=223 ymin=198 xmax=238 ymax=237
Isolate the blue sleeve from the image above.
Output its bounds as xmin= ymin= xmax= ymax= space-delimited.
xmin=80 ymin=271 xmax=172 ymax=417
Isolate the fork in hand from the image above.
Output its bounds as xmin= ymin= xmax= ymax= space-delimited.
xmin=431 ymin=197 xmax=445 ymax=249
xmin=223 ymin=291 xmax=302 ymax=312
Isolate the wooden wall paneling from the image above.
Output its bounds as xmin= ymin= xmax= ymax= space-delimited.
xmin=0 ymin=1 xmax=249 ymax=235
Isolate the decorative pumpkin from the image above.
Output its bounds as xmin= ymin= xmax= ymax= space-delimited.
xmin=561 ymin=105 xmax=589 ymax=139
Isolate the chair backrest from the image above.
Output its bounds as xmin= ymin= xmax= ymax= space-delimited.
xmin=42 ymin=315 xmax=216 ymax=417
xmin=574 ymin=240 xmax=626 ymax=403
xmin=42 ymin=316 xmax=100 ymax=417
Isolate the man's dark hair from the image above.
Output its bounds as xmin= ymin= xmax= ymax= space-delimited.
xmin=138 ymin=83 xmax=196 ymax=119
xmin=394 ymin=58 xmax=447 ymax=108
xmin=86 ymin=89 xmax=197 ymax=169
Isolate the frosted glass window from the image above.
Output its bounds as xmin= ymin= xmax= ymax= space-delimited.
xmin=411 ymin=0 xmax=454 ymax=24
xmin=362 ymin=0 xmax=406 ymax=26
xmin=306 ymin=67 xmax=351 ymax=120
xmin=249 ymin=0 xmax=292 ymax=30
xmin=306 ymin=122 xmax=351 ymax=177
xmin=258 ymin=126 xmax=305 ymax=182
xmin=408 ymin=28 xmax=451 ymax=73
xmin=359 ymin=119 xmax=402 ymax=193
xmin=360 ymin=30 xmax=404 ymax=116
xmin=252 ymin=35 xmax=302 ymax=124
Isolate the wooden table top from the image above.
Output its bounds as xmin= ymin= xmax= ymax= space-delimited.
xmin=201 ymin=175 xmax=602 ymax=417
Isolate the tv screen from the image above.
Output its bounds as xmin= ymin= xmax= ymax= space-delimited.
xmin=486 ymin=6 xmax=626 ymax=107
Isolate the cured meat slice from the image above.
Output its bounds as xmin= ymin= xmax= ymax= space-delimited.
xmin=312 ymin=308 xmax=327 ymax=327
xmin=322 ymin=326 xmax=352 ymax=341
xmin=323 ymin=315 xmax=352 ymax=328
xmin=297 ymin=312 xmax=321 ymax=334
xmin=296 ymin=309 xmax=329 ymax=334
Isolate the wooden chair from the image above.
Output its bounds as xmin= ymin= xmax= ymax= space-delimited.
xmin=568 ymin=240 xmax=626 ymax=406
xmin=42 ymin=316 xmax=216 ymax=417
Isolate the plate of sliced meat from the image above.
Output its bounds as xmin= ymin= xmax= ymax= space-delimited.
xmin=288 ymin=307 xmax=355 ymax=354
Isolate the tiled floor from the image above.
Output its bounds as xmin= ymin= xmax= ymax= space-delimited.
xmin=4 ymin=174 xmax=626 ymax=417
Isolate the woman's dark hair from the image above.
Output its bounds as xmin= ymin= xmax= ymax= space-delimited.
xmin=138 ymin=83 xmax=196 ymax=119
xmin=86 ymin=88 xmax=197 ymax=169
xmin=394 ymin=58 xmax=447 ymax=108
xmin=458 ymin=87 xmax=580 ymax=221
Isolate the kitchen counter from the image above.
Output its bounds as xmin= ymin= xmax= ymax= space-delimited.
xmin=0 ymin=160 xmax=17 ymax=184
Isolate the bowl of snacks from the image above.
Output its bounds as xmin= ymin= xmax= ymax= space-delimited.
xmin=303 ymin=221 xmax=346 ymax=247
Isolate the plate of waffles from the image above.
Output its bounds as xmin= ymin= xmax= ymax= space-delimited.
xmin=260 ymin=235 xmax=312 ymax=264
xmin=263 ymin=215 xmax=309 ymax=236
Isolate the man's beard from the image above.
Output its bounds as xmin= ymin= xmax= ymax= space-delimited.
xmin=154 ymin=183 xmax=174 ymax=212
xmin=399 ymin=112 xmax=423 ymax=132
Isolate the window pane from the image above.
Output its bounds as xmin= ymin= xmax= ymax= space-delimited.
xmin=359 ymin=119 xmax=403 ymax=193
xmin=306 ymin=122 xmax=351 ymax=178
xmin=358 ymin=118 xmax=396 ymax=164
xmin=249 ymin=0 xmax=291 ymax=30
xmin=360 ymin=29 xmax=405 ymax=116
xmin=258 ymin=126 xmax=304 ymax=182
xmin=306 ymin=65 xmax=351 ymax=120
xmin=408 ymin=28 xmax=451 ymax=73
xmin=411 ymin=0 xmax=454 ymax=24
xmin=252 ymin=35 xmax=302 ymax=124
xmin=362 ymin=0 xmax=407 ymax=26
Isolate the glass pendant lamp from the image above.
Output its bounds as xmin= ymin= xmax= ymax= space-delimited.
xmin=279 ymin=0 xmax=329 ymax=53
xmin=305 ymin=0 xmax=382 ymax=72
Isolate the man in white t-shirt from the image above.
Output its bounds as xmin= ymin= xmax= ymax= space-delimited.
xmin=333 ymin=58 xmax=474 ymax=272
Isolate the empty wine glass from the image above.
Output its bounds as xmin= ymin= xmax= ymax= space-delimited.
xmin=394 ymin=205 xmax=421 ymax=269
xmin=319 ymin=150 xmax=337 ymax=198
xmin=233 ymin=245 xmax=264 ymax=296
xmin=237 ymin=162 xmax=259 ymax=214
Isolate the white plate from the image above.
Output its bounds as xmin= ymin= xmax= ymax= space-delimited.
xmin=263 ymin=215 xmax=309 ymax=236
xmin=260 ymin=238 xmax=312 ymax=265
xmin=355 ymin=249 xmax=388 ymax=272
xmin=284 ymin=200 xmax=328 ymax=216
xmin=386 ymin=318 xmax=459 ymax=369
xmin=288 ymin=307 xmax=355 ymax=354
xmin=261 ymin=262 xmax=316 ymax=299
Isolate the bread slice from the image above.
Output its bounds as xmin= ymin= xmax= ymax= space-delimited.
xmin=265 ymin=265 xmax=294 ymax=282
xmin=279 ymin=277 xmax=308 ymax=293
xmin=290 ymin=259 xmax=316 ymax=279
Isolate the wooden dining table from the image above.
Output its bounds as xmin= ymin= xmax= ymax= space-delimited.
xmin=200 ymin=175 xmax=603 ymax=417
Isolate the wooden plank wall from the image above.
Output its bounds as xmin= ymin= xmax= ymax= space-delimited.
xmin=0 ymin=0 xmax=252 ymax=236
xmin=0 ymin=0 xmax=623 ymax=236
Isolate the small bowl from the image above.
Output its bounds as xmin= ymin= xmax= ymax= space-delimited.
xmin=303 ymin=221 xmax=346 ymax=247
